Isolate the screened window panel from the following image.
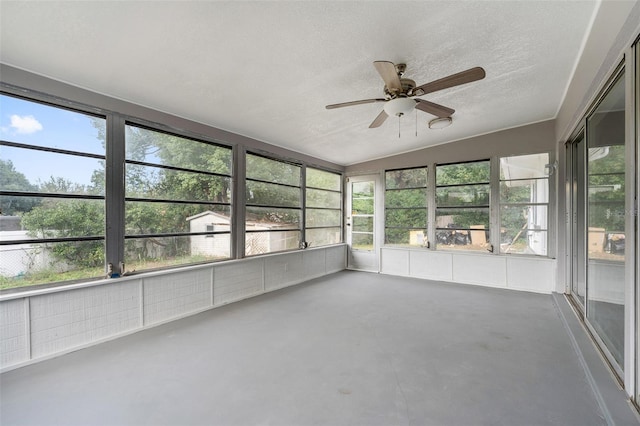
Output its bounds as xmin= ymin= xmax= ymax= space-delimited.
xmin=0 ymin=240 xmax=106 ymax=288
xmin=386 ymin=229 xmax=427 ymax=246
xmin=0 ymin=194 xmax=43 ymax=216
xmin=385 ymin=188 xmax=427 ymax=207
xmin=306 ymin=168 xmax=341 ymax=191
xmin=306 ymin=228 xmax=341 ymax=247
xmin=500 ymin=205 xmax=548 ymax=231
xmin=500 ymin=179 xmax=549 ymax=204
xmin=246 ymin=154 xmax=300 ymax=186
xmin=124 ymin=126 xmax=232 ymax=270
xmin=245 ymin=230 xmax=301 ymax=255
xmin=2 ymin=146 xmax=105 ymax=196
xmin=499 ymin=153 xmax=549 ymax=256
xmin=436 ymin=162 xmax=490 ymax=185
xmin=385 ymin=208 xmax=427 ymax=229
xmin=500 ymin=229 xmax=548 ymax=255
xmin=435 ymin=208 xmax=490 ymax=230
xmin=384 ymin=167 xmax=428 ymax=247
xmin=306 ymin=188 xmax=341 ymax=209
xmin=246 ymin=180 xmax=300 ymax=207
xmin=0 ymin=94 xmax=105 ymax=155
xmin=126 ymin=164 xmax=231 ymax=202
xmin=435 ymin=161 xmax=490 ymax=251
xmin=124 ymin=234 xmax=229 ymax=269
xmin=125 ymin=202 xmax=230 ymax=235
xmin=245 ymin=206 xmax=301 ymax=229
xmin=304 ymin=167 xmax=341 ymax=245
xmin=436 ymin=185 xmax=490 ymax=207
xmin=385 ymin=168 xmax=428 ymax=189
xmin=435 ymin=229 xmax=489 ymax=250
xmin=245 ymin=154 xmax=302 ymax=254
xmin=125 ymin=126 xmax=231 ymax=175
xmin=17 ymin=198 xmax=105 ymax=239
xmin=0 ymin=95 xmax=107 ymax=290
xmin=305 ymin=209 xmax=341 ymax=227
xmin=499 ymin=153 xmax=548 ymax=180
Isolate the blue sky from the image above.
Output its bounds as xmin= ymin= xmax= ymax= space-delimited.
xmin=1 ymin=94 xmax=105 ymax=187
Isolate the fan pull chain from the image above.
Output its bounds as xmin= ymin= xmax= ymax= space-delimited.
xmin=398 ymin=115 xmax=401 ymax=138
xmin=415 ymin=110 xmax=418 ymax=137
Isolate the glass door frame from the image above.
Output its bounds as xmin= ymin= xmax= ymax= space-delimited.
xmin=345 ymin=174 xmax=382 ymax=272
xmin=565 ymin=130 xmax=587 ymax=313
xmin=566 ymin=64 xmax=630 ymax=384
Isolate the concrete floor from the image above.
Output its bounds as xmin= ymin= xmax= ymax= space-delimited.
xmin=1 ymin=271 xmax=638 ymax=425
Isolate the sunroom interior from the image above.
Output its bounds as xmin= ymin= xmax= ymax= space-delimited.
xmin=1 ymin=1 xmax=640 ymax=424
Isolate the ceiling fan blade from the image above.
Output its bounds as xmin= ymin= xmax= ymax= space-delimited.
xmin=414 ymin=67 xmax=486 ymax=96
xmin=373 ymin=61 xmax=402 ymax=93
xmin=369 ymin=110 xmax=388 ymax=128
xmin=415 ymin=99 xmax=455 ymax=118
xmin=325 ymin=98 xmax=386 ymax=109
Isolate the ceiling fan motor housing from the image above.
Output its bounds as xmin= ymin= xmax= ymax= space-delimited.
xmin=384 ymin=78 xmax=416 ymax=98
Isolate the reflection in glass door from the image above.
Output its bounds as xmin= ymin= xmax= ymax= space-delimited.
xmin=586 ymin=72 xmax=626 ymax=370
xmin=346 ymin=176 xmax=378 ymax=271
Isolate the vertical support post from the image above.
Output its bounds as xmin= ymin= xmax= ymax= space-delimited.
xmin=233 ymin=145 xmax=246 ymax=259
xmin=490 ymin=157 xmax=500 ymax=254
xmin=300 ymin=165 xmax=307 ymax=247
xmin=105 ymin=114 xmax=125 ymax=276
xmin=427 ymin=162 xmax=436 ymax=249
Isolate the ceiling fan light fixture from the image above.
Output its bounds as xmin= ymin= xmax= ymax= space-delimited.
xmin=428 ymin=116 xmax=452 ymax=129
xmin=383 ymin=97 xmax=416 ymax=117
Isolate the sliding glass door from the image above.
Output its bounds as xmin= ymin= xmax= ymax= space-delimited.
xmin=566 ymin=68 xmax=627 ymax=376
xmin=585 ymin=72 xmax=626 ymax=370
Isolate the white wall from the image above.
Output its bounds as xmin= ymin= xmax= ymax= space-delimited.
xmin=346 ymin=120 xmax=556 ymax=174
xmin=380 ymin=247 xmax=556 ymax=294
xmin=0 ymin=244 xmax=346 ymax=371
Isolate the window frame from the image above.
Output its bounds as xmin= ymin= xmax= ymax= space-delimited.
xmin=305 ymin=166 xmax=343 ymax=248
xmin=0 ymin=91 xmax=108 ymax=286
xmin=122 ymin=122 xmax=234 ymax=271
xmin=244 ymin=151 xmax=303 ymax=256
xmin=498 ymin=152 xmax=551 ymax=256
xmin=434 ymin=159 xmax=491 ymax=252
xmin=384 ymin=166 xmax=429 ymax=248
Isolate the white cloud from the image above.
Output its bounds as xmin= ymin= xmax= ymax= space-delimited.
xmin=9 ymin=114 xmax=43 ymax=134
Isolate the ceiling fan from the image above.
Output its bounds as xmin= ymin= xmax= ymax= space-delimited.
xmin=326 ymin=61 xmax=486 ymax=128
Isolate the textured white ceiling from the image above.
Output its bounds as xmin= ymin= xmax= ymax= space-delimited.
xmin=0 ymin=1 xmax=597 ymax=166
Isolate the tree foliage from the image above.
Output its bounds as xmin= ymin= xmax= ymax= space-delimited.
xmin=588 ymin=145 xmax=625 ymax=232
xmin=21 ymin=199 xmax=104 ymax=268
xmin=0 ymin=159 xmax=41 ymax=215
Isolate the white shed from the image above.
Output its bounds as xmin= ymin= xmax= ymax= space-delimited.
xmin=187 ymin=211 xmax=299 ymax=257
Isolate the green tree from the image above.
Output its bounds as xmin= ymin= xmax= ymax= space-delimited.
xmin=21 ymin=198 xmax=104 ymax=268
xmin=246 ymin=154 xmax=300 ymax=225
xmin=385 ymin=168 xmax=427 ymax=245
xmin=0 ymin=159 xmax=41 ymax=215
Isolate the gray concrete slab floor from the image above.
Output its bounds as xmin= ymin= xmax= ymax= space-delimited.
xmin=1 ymin=271 xmax=638 ymax=425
